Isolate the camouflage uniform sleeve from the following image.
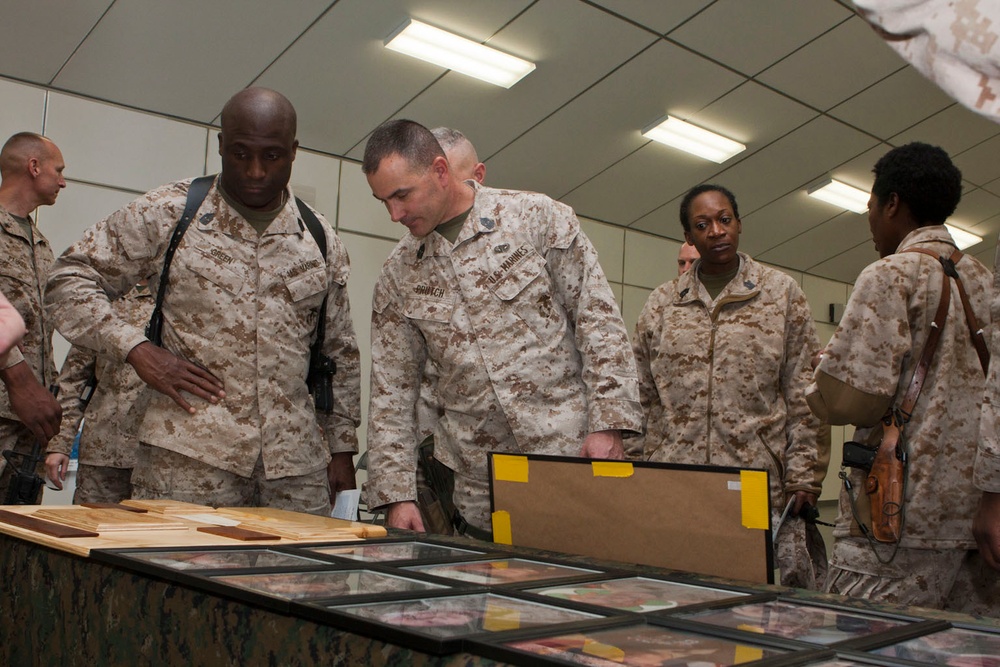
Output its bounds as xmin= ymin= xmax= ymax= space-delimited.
xmin=364 ymin=267 xmax=426 ymax=508
xmin=543 ymin=202 xmax=644 ymax=436
xmin=780 ymin=281 xmax=830 ymax=495
xmin=807 ymin=261 xmax=902 ymax=426
xmin=46 ymin=344 xmax=96 ymax=457
xmin=45 ymin=187 xmax=180 ymax=364
xmin=315 ymin=230 xmax=361 ymax=455
xmin=976 ymin=257 xmax=1000 ymax=493
xmin=629 ymin=288 xmax=666 ymax=458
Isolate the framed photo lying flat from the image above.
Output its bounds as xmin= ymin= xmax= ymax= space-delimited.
xmin=474 ymin=618 xmax=800 ymax=666
xmin=312 ymin=591 xmax=616 ymax=655
xmin=870 ymin=623 xmax=1000 ymax=664
xmin=520 ymin=576 xmax=756 ymax=614
xmin=299 ymin=538 xmax=492 ymax=565
xmin=489 ymin=453 xmax=773 ymax=583
xmin=404 ymin=557 xmax=605 ymax=587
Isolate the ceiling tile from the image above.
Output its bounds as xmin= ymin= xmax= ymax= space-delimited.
xmin=710 ymin=116 xmax=880 ymax=215
xmin=52 ymin=0 xmax=332 ymax=123
xmin=739 ymin=193 xmax=843 ymax=259
xmin=485 ymin=40 xmax=744 ymax=199
xmin=953 ymin=135 xmax=1000 ymax=187
xmin=256 ymin=0 xmax=533 ymax=156
xmin=562 ymin=80 xmax=817 ymax=225
xmin=586 ymin=0 xmax=711 ymax=34
xmin=756 ymin=15 xmax=904 ymax=111
xmin=828 ymin=66 xmax=954 ymax=138
xmin=391 ymin=0 xmax=657 ymax=161
xmin=890 ymin=104 xmax=1000 ymax=156
xmin=953 ymin=186 xmax=1000 ymax=229
xmin=808 ymin=242 xmax=881 ymax=284
xmin=759 ymin=212 xmax=875 ymax=273
xmin=669 ymin=0 xmax=850 ymax=76
xmin=0 ymin=0 xmax=111 ymax=83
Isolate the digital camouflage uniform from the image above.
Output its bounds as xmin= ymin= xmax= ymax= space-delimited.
xmin=809 ymin=226 xmax=999 ymax=613
xmin=366 ymin=182 xmax=644 ymax=533
xmin=47 ymin=287 xmax=154 ymax=503
xmin=856 ymin=0 xmax=1000 ymax=123
xmin=978 ymin=242 xmax=1000 ymax=493
xmin=0 ymin=205 xmax=56 ymax=501
xmin=45 ymin=177 xmax=361 ymax=514
xmin=632 ymin=253 xmax=830 ymax=589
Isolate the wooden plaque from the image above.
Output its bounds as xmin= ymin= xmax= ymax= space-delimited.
xmin=34 ymin=508 xmax=189 ymax=532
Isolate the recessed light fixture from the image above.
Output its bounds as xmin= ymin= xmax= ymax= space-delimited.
xmin=945 ymin=224 xmax=982 ymax=250
xmin=384 ymin=18 xmax=535 ymax=88
xmin=641 ymin=116 xmax=746 ymax=163
xmin=807 ymin=178 xmax=870 ymax=214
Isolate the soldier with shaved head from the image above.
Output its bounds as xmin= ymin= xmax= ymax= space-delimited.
xmin=45 ymin=88 xmax=361 ymax=514
xmin=0 ymin=132 xmax=65 ymax=502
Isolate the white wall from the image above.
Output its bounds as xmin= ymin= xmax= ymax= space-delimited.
xmin=4 ymin=78 xmax=855 ymax=501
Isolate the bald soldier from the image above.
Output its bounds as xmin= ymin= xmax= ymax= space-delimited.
xmin=0 ymin=132 xmax=65 ymax=502
xmin=677 ymin=242 xmax=699 ymax=276
xmin=45 ymin=88 xmax=361 ymax=514
xmin=431 ymin=127 xmax=486 ymax=186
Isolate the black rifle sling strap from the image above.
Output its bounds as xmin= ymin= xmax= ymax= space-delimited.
xmin=146 ymin=175 xmax=328 ymax=347
xmin=146 ymin=175 xmax=214 ymax=346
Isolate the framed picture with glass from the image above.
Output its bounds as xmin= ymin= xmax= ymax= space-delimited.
xmin=300 ymin=590 xmax=626 ymax=655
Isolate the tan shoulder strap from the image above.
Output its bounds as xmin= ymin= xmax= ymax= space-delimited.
xmin=901 ymin=248 xmax=989 ymax=377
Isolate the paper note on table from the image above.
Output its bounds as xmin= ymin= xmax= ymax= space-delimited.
xmin=331 ymin=489 xmax=361 ymax=521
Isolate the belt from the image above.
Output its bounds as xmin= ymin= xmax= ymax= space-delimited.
xmin=452 ymin=510 xmax=493 ymax=542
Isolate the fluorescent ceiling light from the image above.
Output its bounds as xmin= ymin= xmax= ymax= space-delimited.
xmin=385 ymin=19 xmax=535 ymax=88
xmin=807 ymin=178 xmax=869 ymax=214
xmin=641 ymin=116 xmax=745 ymax=163
xmin=945 ymin=223 xmax=982 ymax=250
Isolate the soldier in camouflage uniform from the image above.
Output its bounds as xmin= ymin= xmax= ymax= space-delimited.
xmin=45 ymin=89 xmax=361 ymax=515
xmin=43 ymin=284 xmax=153 ymax=503
xmin=809 ymin=143 xmax=999 ymax=613
xmin=632 ymin=184 xmax=830 ymax=589
xmin=362 ymin=119 xmax=643 ymax=536
xmin=0 ymin=132 xmax=65 ymax=502
xmin=977 ymin=246 xmax=1000 ymax=572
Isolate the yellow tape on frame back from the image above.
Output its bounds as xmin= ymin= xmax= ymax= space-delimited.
xmin=492 ymin=510 xmax=513 ymax=545
xmin=493 ymin=454 xmax=529 ymax=483
xmin=591 ymin=461 xmax=634 ymax=478
xmin=740 ymin=470 xmax=769 ymax=530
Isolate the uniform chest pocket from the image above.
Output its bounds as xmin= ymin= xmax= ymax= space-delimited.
xmin=285 ymin=265 xmax=328 ymax=303
xmin=403 ymin=296 xmax=455 ymax=324
xmin=489 ymin=247 xmax=546 ymax=301
xmin=181 ymin=246 xmax=246 ymax=296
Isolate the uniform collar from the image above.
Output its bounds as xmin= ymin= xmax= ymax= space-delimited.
xmin=0 ymin=205 xmax=39 ymax=244
xmin=896 ymin=225 xmax=957 ymax=253
xmin=413 ymin=182 xmax=498 ymax=260
xmin=202 ymin=180 xmax=304 ymax=239
xmin=675 ymin=252 xmax=761 ymax=305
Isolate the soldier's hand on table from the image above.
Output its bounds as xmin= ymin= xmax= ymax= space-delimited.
xmin=1 ymin=361 xmax=61 ymax=444
xmin=126 ymin=341 xmax=225 ymax=414
xmin=973 ymin=492 xmax=1000 ymax=571
xmin=44 ymin=452 xmax=70 ymax=490
xmin=580 ymin=429 xmax=624 ymax=459
xmin=386 ymin=501 xmax=426 ymax=532
xmin=327 ymin=452 xmax=357 ymax=502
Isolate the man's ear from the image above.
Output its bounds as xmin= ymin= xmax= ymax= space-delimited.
xmin=431 ymin=155 xmax=450 ymax=184
xmin=27 ymin=157 xmax=40 ymax=178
